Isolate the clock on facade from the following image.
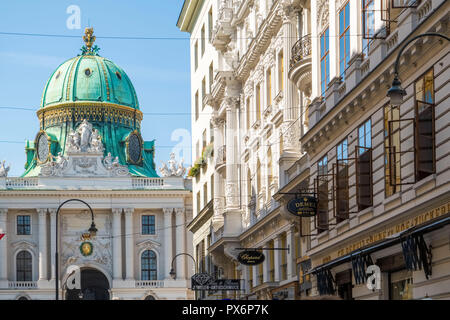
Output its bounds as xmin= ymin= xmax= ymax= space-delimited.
xmin=36 ymin=132 xmax=50 ymax=163
xmin=127 ymin=132 xmax=142 ymax=165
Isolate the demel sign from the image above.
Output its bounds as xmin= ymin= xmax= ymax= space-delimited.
xmin=287 ymin=196 xmax=318 ymax=218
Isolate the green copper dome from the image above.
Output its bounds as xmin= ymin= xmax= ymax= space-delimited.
xmin=41 ymin=54 xmax=139 ymax=109
xmin=22 ymin=28 xmax=158 ymax=178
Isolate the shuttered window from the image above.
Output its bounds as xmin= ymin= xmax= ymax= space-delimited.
xmin=336 ymin=140 xmax=349 ymax=223
xmin=357 ymin=119 xmax=373 ymax=210
xmin=415 ymin=69 xmax=435 ymax=181
xmin=317 ymin=155 xmax=329 ymax=232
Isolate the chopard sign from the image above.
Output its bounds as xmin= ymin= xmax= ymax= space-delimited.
xmin=237 ymin=250 xmax=265 ymax=266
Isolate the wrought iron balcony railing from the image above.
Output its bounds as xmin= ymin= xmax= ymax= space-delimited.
xmin=290 ymin=34 xmax=311 ymax=68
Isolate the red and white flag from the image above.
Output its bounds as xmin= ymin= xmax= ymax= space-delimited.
xmin=0 ymin=234 xmax=5 ymax=240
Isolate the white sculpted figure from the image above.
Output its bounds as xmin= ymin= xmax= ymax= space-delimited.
xmin=67 ymin=130 xmax=80 ymax=152
xmin=159 ymin=153 xmax=185 ymax=177
xmin=103 ymin=152 xmax=113 ymax=169
xmin=90 ymin=129 xmax=104 ymax=153
xmin=77 ymin=119 xmax=93 ymax=152
xmin=112 ymin=156 xmax=120 ymax=167
xmin=65 ymin=120 xmax=104 ymax=153
xmin=176 ymin=158 xmax=186 ymax=177
xmin=159 ymin=162 xmax=169 ymax=177
xmin=0 ymin=160 xmax=10 ymax=177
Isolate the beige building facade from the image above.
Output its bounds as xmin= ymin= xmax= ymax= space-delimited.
xmin=179 ymin=0 xmax=449 ymax=300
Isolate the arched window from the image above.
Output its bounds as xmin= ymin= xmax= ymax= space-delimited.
xmin=16 ymin=251 xmax=32 ymax=281
xmin=141 ymin=250 xmax=157 ymax=280
xmin=144 ymin=295 xmax=156 ymax=300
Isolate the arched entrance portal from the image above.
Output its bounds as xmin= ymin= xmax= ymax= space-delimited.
xmin=66 ymin=268 xmax=110 ymax=300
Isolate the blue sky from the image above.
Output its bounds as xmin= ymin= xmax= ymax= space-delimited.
xmin=0 ymin=0 xmax=192 ymax=176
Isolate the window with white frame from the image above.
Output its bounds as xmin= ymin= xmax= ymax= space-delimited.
xmin=17 ymin=215 xmax=31 ymax=235
xmin=141 ymin=250 xmax=157 ymax=280
xmin=142 ymin=215 xmax=155 ymax=235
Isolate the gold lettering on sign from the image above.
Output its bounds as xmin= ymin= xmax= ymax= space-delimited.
xmin=335 ymin=202 xmax=450 ymax=258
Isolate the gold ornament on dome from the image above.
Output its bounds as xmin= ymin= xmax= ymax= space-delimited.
xmin=83 ymin=27 xmax=96 ymax=52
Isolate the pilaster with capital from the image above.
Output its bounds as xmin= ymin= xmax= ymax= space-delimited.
xmin=225 ymin=96 xmax=240 ymax=210
xmin=0 ymin=209 xmax=7 ymax=283
xmin=112 ymin=208 xmax=122 ymax=280
xmin=163 ymin=208 xmax=174 ymax=279
xmin=274 ymin=236 xmax=281 ymax=282
xmin=286 ymin=225 xmax=296 ymax=278
xmin=48 ymin=208 xmax=57 ymax=280
xmin=124 ymin=208 xmax=134 ymax=280
xmin=175 ymin=208 xmax=186 ymax=279
xmin=211 ymin=116 xmax=226 ymax=230
xmin=37 ymin=208 xmax=48 ymax=281
xmin=280 ymin=3 xmax=300 ymax=153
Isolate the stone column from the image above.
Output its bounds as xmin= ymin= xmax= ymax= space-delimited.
xmin=286 ymin=226 xmax=295 ymax=278
xmin=224 ymin=96 xmax=242 ymax=237
xmin=37 ymin=209 xmax=48 ymax=281
xmin=280 ymin=5 xmax=299 ymax=153
xmin=225 ymin=97 xmax=239 ymax=211
xmin=0 ymin=209 xmax=7 ymax=286
xmin=163 ymin=208 xmax=174 ymax=279
xmin=263 ymin=242 xmax=270 ymax=283
xmin=49 ymin=208 xmax=56 ymax=281
xmin=112 ymin=208 xmax=122 ymax=280
xmin=211 ymin=116 xmax=226 ymax=231
xmin=124 ymin=208 xmax=134 ymax=280
xmin=175 ymin=208 xmax=186 ymax=280
xmin=274 ymin=236 xmax=281 ymax=282
xmin=252 ymin=265 xmax=258 ymax=288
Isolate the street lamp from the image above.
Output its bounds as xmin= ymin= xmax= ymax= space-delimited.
xmin=169 ymin=253 xmax=198 ymax=299
xmin=55 ymin=199 xmax=97 ymax=300
xmin=169 ymin=253 xmax=197 ymax=279
xmin=387 ymin=32 xmax=449 ymax=106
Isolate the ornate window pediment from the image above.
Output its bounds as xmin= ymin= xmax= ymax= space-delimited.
xmin=136 ymin=239 xmax=161 ymax=250
xmin=11 ymin=240 xmax=36 ymax=250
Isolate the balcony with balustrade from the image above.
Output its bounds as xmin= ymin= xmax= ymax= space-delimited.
xmin=8 ymin=281 xmax=38 ymax=289
xmin=0 ymin=176 xmax=186 ymax=191
xmin=210 ymin=2 xmax=234 ymax=51
xmin=215 ymin=145 xmax=226 ymax=172
xmin=288 ymin=34 xmax=312 ymax=95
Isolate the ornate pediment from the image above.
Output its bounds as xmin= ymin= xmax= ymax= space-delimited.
xmin=11 ymin=240 xmax=37 ymax=250
xmin=136 ymin=239 xmax=162 ymax=250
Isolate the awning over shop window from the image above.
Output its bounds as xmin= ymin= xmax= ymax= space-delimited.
xmin=309 ymin=212 xmax=450 ymax=287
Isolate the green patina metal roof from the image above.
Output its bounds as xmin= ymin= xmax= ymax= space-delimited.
xmin=41 ymin=54 xmax=139 ymax=110
xmin=22 ymin=28 xmax=158 ymax=178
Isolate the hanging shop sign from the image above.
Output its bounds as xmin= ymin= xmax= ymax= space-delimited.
xmin=191 ymin=273 xmax=241 ymax=291
xmin=237 ymin=250 xmax=265 ymax=266
xmin=287 ymin=196 xmax=318 ymax=217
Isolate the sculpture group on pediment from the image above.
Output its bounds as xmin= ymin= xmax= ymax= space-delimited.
xmin=159 ymin=152 xmax=186 ymax=177
xmin=0 ymin=160 xmax=10 ymax=177
xmin=66 ymin=119 xmax=104 ymax=154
